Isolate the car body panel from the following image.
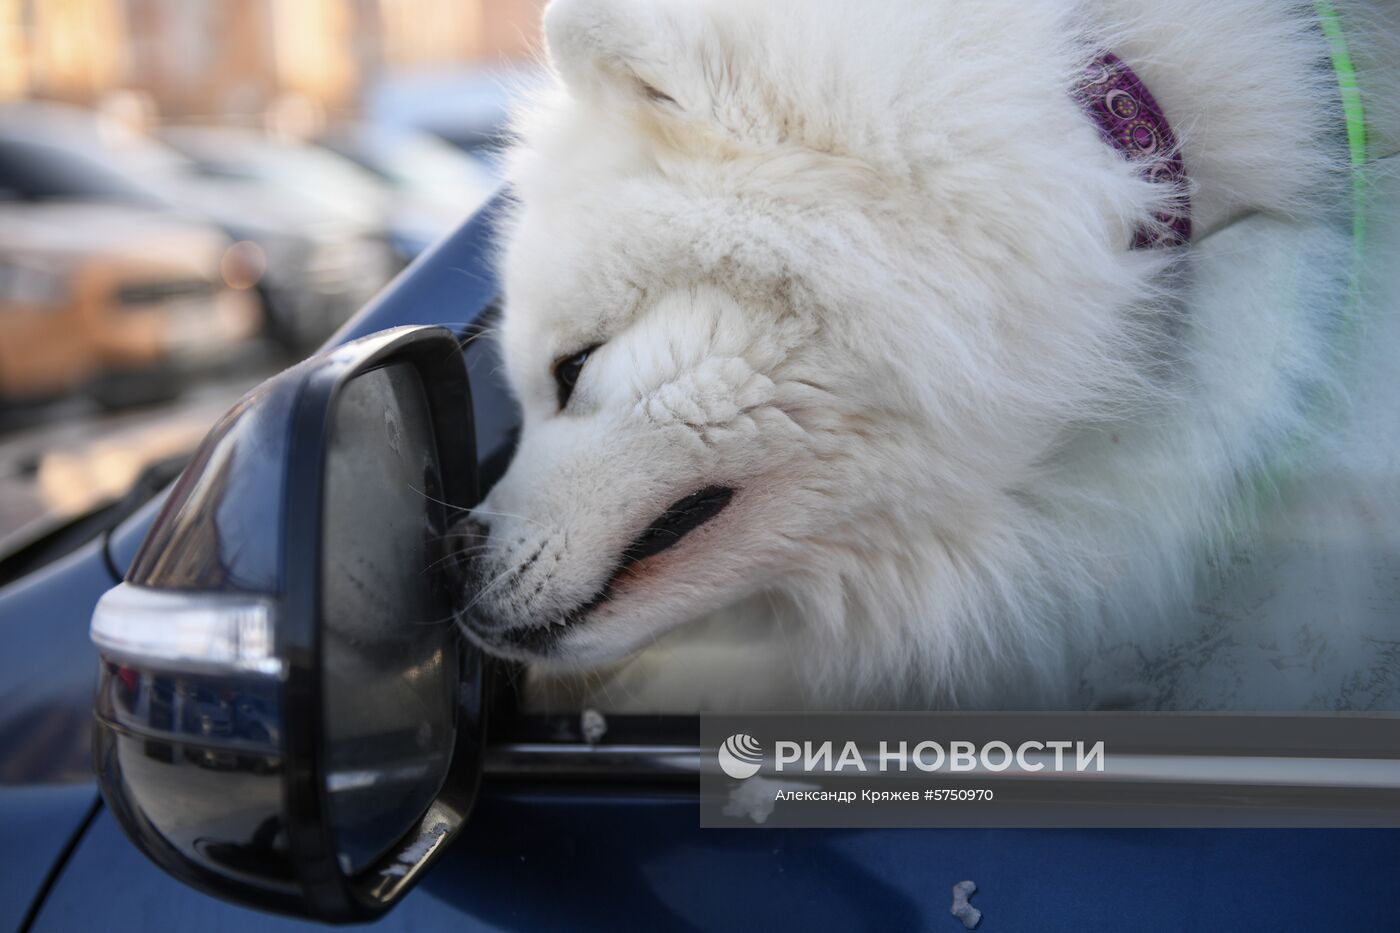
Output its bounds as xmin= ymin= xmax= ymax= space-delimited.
xmin=0 ymin=539 xmax=112 ymax=930
xmin=29 ymin=786 xmax=1400 ymax=931
xmin=0 ymin=540 xmax=114 ymax=785
xmin=0 ymin=783 xmax=97 ymax=933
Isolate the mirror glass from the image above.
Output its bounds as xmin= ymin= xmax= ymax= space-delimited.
xmin=320 ymin=361 xmax=458 ymax=875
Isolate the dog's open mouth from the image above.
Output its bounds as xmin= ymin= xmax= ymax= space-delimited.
xmin=495 ymin=484 xmax=735 ymax=653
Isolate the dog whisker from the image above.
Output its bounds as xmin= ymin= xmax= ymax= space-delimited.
xmin=465 ymin=506 xmax=551 ymax=531
xmin=406 ymin=483 xmax=472 ymax=514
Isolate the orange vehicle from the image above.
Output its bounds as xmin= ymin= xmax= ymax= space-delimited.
xmin=0 ymin=202 xmax=261 ymax=408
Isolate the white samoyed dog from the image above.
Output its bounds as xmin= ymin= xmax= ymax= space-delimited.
xmin=453 ymin=0 xmax=1399 ymax=710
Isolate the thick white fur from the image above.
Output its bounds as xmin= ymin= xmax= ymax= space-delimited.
xmin=462 ymin=0 xmax=1399 ymax=709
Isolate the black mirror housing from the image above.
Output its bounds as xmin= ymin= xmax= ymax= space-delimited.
xmin=90 ymin=325 xmax=485 ymax=923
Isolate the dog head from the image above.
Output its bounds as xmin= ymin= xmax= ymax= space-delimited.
xmin=451 ymin=0 xmax=1165 ymax=669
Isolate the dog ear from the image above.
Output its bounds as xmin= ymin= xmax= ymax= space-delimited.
xmin=543 ymin=0 xmax=692 ymax=108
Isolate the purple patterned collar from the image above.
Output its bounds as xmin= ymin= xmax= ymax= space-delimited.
xmin=1075 ymin=52 xmax=1191 ymax=248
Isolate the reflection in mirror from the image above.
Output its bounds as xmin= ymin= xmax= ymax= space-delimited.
xmin=321 ymin=362 xmax=458 ymax=875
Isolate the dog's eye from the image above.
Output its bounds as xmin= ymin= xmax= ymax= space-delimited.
xmin=552 ymin=345 xmax=598 ymax=410
xmin=639 ymin=81 xmax=677 ymax=106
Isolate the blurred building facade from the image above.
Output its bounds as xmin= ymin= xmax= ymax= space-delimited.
xmin=0 ymin=0 xmax=544 ymax=120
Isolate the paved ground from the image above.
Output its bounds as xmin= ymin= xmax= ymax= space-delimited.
xmin=0 ymin=363 xmax=280 ymax=555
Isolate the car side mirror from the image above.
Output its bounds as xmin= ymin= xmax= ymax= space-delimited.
xmin=89 ymin=326 xmax=485 ymax=922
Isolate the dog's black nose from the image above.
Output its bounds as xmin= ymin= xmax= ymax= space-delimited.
xmin=441 ymin=517 xmax=490 ymax=595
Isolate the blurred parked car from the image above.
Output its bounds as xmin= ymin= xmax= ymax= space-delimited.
xmin=318 ymin=123 xmax=496 ymax=258
xmin=0 ymin=103 xmax=395 ymax=350
xmin=361 ymin=65 xmax=544 ymax=168
xmin=0 ymin=201 xmax=260 ymax=409
xmin=160 ymin=125 xmax=434 ymax=269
